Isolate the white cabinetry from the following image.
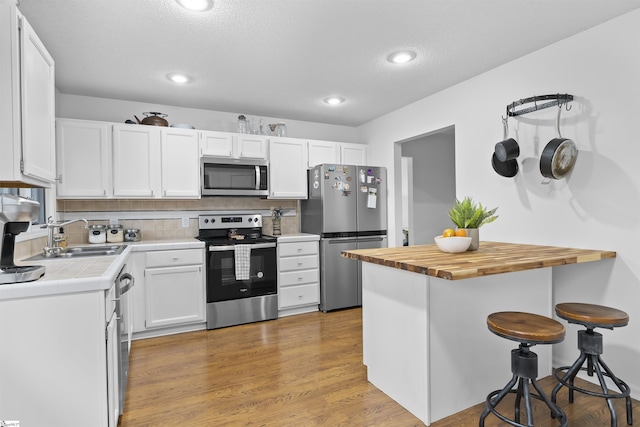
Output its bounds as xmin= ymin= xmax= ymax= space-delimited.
xmin=57 ymin=121 xmax=200 ymax=199
xmin=160 ymin=127 xmax=200 ymax=198
xmin=307 ymin=140 xmax=367 ymax=167
xmin=112 ymin=124 xmax=161 ymax=197
xmin=200 ymin=130 xmax=268 ymax=160
xmin=0 ymin=289 xmax=115 ymax=427
xmin=277 ymin=235 xmax=320 ymax=316
xmin=0 ymin=3 xmax=56 ymax=186
xmin=56 ymin=118 xmax=112 ymax=198
xmin=131 ymin=248 xmax=206 ymax=338
xmin=268 ymin=137 xmax=308 ymax=199
xmin=307 ymin=139 xmax=339 ymax=167
xmin=340 ymin=142 xmax=367 ymax=165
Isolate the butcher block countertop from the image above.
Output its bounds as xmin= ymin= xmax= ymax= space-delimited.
xmin=341 ymin=241 xmax=616 ymax=280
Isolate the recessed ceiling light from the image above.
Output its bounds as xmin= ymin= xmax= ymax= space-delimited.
xmin=166 ymin=73 xmax=193 ymax=84
xmin=324 ymin=97 xmax=345 ymax=106
xmin=175 ymin=0 xmax=213 ymax=12
xmin=387 ymin=51 xmax=417 ymax=64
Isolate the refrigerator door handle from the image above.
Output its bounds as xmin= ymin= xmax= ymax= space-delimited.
xmin=326 ymin=238 xmax=358 ymax=244
xmin=357 ymin=237 xmax=386 ymax=243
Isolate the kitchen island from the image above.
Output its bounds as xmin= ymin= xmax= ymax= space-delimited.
xmin=342 ymin=241 xmax=616 ymax=425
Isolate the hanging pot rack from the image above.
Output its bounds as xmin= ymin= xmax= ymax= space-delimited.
xmin=506 ymin=93 xmax=573 ymax=117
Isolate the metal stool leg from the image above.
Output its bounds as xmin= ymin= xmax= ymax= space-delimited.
xmin=480 ymin=345 xmax=567 ymax=427
xmin=552 ymin=329 xmax=633 ymax=426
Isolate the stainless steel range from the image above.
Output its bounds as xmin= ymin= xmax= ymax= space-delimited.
xmin=197 ymin=213 xmax=278 ymax=329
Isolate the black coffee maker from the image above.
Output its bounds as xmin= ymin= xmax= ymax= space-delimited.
xmin=0 ymin=194 xmax=46 ymax=284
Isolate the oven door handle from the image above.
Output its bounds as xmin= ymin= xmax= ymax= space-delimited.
xmin=208 ymin=242 xmax=277 ymax=252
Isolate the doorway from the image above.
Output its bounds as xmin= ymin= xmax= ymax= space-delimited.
xmin=397 ymin=126 xmax=456 ymax=246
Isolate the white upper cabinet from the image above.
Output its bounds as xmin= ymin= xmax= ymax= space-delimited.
xmin=56 ymin=119 xmax=112 ymax=198
xmin=0 ymin=5 xmax=56 ymax=186
xmin=307 ymin=140 xmax=367 ymax=167
xmin=160 ymin=128 xmax=200 ymax=198
xmin=236 ymin=134 xmax=268 ymax=159
xmin=200 ymin=130 xmax=268 ymax=160
xmin=112 ymin=124 xmax=161 ymax=198
xmin=340 ymin=142 xmax=367 ymax=165
xmin=199 ymin=131 xmax=233 ymax=157
xmin=268 ymin=137 xmax=308 ymax=199
xmin=308 ymin=139 xmax=340 ymax=168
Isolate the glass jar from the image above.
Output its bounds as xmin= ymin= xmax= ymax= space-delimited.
xmin=275 ymin=122 xmax=287 ymax=137
xmin=237 ymin=115 xmax=247 ymax=134
xmin=107 ymin=224 xmax=124 ymax=243
xmin=88 ymin=224 xmax=106 ymax=244
xmin=124 ymin=229 xmax=141 ymax=242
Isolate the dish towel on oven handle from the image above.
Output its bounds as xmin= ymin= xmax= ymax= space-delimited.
xmin=234 ymin=244 xmax=251 ymax=281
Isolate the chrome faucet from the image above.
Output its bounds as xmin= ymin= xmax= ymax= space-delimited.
xmin=43 ymin=218 xmax=89 ymax=257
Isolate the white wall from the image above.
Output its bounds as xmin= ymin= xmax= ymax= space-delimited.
xmin=56 ymin=93 xmax=360 ymax=143
xmin=358 ymin=10 xmax=640 ymax=397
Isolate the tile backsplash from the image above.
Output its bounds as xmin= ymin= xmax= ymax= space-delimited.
xmin=55 ymin=198 xmax=300 ymax=245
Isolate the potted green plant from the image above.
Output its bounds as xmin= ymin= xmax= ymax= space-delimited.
xmin=448 ymin=197 xmax=498 ymax=250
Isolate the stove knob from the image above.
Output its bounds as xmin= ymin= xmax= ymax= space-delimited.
xmin=248 ymin=218 xmax=253 ymax=222
xmin=204 ymin=219 xmax=209 ymax=223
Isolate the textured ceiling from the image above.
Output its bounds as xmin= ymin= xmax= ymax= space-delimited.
xmin=16 ymin=0 xmax=640 ymax=127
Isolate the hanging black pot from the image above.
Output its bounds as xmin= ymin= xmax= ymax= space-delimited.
xmin=491 ymin=117 xmax=519 ymax=178
xmin=539 ymin=107 xmax=578 ymax=180
xmin=492 ymin=153 xmax=518 ymax=178
xmin=539 ymin=138 xmax=578 ymax=179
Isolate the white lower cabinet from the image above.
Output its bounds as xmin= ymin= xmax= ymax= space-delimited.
xmin=131 ymin=248 xmax=206 ymax=338
xmin=277 ymin=236 xmax=320 ymax=316
xmin=0 ymin=289 xmax=114 ymax=427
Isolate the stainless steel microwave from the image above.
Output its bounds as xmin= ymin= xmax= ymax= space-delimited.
xmin=201 ymin=157 xmax=268 ymax=197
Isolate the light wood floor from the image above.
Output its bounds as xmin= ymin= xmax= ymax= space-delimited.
xmin=120 ymin=308 xmax=638 ymax=426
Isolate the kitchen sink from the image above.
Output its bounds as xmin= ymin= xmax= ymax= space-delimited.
xmin=25 ymin=245 xmax=127 ymax=261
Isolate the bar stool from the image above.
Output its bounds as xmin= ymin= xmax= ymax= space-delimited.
xmin=551 ymin=302 xmax=632 ymax=427
xmin=480 ymin=311 xmax=567 ymax=427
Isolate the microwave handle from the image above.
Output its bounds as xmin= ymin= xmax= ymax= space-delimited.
xmin=255 ymin=165 xmax=260 ymax=190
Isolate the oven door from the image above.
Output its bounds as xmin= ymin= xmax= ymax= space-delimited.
xmin=206 ymin=242 xmax=277 ymax=302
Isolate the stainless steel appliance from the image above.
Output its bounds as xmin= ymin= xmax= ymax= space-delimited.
xmin=0 ymin=194 xmax=45 ymax=284
xmin=197 ymin=213 xmax=278 ymax=329
xmin=117 ymin=266 xmax=134 ymax=415
xmin=301 ymin=164 xmax=387 ymax=312
xmin=201 ymin=157 xmax=268 ymax=197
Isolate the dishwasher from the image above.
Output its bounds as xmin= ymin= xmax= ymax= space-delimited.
xmin=107 ymin=264 xmax=134 ymax=427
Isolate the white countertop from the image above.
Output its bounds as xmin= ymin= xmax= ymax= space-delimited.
xmin=0 ymin=238 xmax=205 ymax=301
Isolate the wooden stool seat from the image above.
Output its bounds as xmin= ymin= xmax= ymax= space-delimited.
xmin=487 ymin=311 xmax=565 ymax=344
xmin=480 ymin=311 xmax=567 ymax=427
xmin=555 ymin=302 xmax=629 ymax=329
xmin=552 ymin=302 xmax=632 ymax=427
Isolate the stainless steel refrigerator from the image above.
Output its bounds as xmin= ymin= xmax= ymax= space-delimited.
xmin=301 ymin=164 xmax=387 ymax=312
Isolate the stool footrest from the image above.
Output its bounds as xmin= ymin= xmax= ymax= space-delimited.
xmin=552 ymin=353 xmax=633 ymax=427
xmin=480 ymin=374 xmax=568 ymax=427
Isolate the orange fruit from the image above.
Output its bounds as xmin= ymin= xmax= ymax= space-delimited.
xmin=454 ymin=229 xmax=467 ymax=237
xmin=442 ymin=228 xmax=455 ymax=237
